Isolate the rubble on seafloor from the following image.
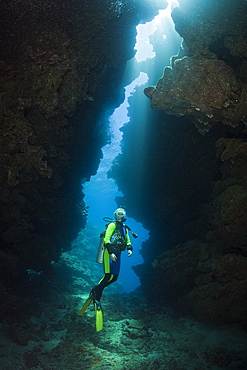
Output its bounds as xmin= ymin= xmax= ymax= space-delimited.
xmin=0 ymin=244 xmax=247 ymax=370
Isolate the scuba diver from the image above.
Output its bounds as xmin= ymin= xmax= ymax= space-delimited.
xmin=78 ymin=208 xmax=135 ymax=331
xmin=92 ymin=207 xmax=133 ymax=303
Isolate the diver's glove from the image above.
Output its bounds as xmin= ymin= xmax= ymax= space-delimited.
xmin=127 ymin=246 xmax=133 ymax=257
xmin=110 ymin=253 xmax=117 ymax=262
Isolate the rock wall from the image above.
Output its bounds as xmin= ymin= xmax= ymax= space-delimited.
xmin=142 ymin=0 xmax=247 ymax=327
xmin=0 ymin=0 xmax=163 ymax=316
xmin=111 ymin=0 xmax=247 ymax=327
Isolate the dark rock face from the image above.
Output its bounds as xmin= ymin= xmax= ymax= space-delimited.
xmin=141 ymin=0 xmax=247 ymax=326
xmin=111 ymin=0 xmax=247 ymax=327
xmin=0 ymin=0 xmax=163 ymax=315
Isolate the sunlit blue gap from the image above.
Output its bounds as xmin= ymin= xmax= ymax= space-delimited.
xmin=84 ymin=73 xmax=149 ymax=293
xmin=84 ymin=0 xmax=181 ymax=293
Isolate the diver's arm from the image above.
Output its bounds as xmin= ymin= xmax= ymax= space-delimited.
xmin=104 ymin=222 xmax=116 ymax=255
xmin=125 ymin=229 xmax=132 ymax=248
xmin=125 ymin=229 xmax=133 ymax=256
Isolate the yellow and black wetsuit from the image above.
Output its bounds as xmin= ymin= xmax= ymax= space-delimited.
xmin=93 ymin=221 xmax=132 ymax=301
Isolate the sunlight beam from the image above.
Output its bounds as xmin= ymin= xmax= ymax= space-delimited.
xmin=135 ymin=0 xmax=179 ymax=63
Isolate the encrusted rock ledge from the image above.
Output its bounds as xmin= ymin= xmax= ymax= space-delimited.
xmin=145 ymin=0 xmax=247 ymax=134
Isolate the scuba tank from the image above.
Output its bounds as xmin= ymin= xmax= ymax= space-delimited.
xmin=96 ymin=231 xmax=105 ymax=264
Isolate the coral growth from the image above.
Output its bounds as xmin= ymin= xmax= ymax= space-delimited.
xmin=144 ymin=57 xmax=240 ymax=133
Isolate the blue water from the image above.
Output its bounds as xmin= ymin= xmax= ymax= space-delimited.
xmin=84 ymin=73 xmax=150 ymax=293
xmin=83 ymin=3 xmax=181 ymax=293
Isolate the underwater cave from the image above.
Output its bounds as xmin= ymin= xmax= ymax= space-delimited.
xmin=0 ymin=0 xmax=247 ymax=368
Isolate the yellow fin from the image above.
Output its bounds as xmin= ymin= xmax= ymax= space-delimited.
xmin=78 ymin=295 xmax=92 ymax=316
xmin=95 ymin=305 xmax=103 ymax=332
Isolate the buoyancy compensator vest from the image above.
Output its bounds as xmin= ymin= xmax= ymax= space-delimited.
xmin=96 ymin=217 xmax=138 ymax=264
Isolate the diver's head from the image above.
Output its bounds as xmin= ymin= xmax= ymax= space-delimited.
xmin=114 ymin=208 xmax=126 ymax=222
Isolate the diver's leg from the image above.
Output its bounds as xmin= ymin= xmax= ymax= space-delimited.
xmin=93 ymin=249 xmax=121 ymax=300
xmin=92 ymin=249 xmax=112 ymax=301
xmin=93 ymin=273 xmax=111 ymax=301
xmin=104 ymin=274 xmax=118 ymax=287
